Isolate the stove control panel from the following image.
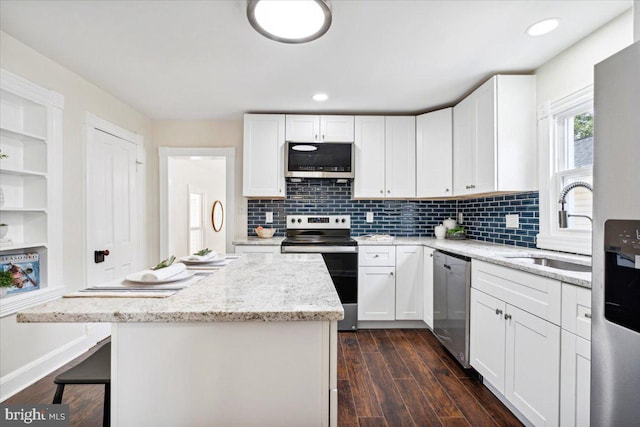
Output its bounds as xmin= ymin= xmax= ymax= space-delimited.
xmin=286 ymin=215 xmax=351 ymax=229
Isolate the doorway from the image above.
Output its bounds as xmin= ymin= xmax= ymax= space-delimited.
xmin=159 ymin=148 xmax=235 ymax=258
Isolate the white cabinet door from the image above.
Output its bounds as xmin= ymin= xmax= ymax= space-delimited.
xmin=470 ymin=289 xmax=507 ymax=393
xmin=243 ymin=114 xmax=285 ymax=197
xmin=453 ymin=95 xmax=475 ymax=196
xmin=423 ymin=248 xmax=435 ymax=328
xmin=505 ymin=304 xmax=560 ymax=427
xmin=473 ymin=77 xmax=497 ymax=194
xmin=560 ymin=330 xmax=591 ymax=427
xmin=385 ymin=116 xmax=416 ymax=198
xmin=358 ymin=266 xmax=396 ymax=321
xmin=395 ymin=246 xmax=423 ymax=320
xmin=416 ymin=109 xmax=453 ymax=198
xmin=354 ymin=116 xmax=386 ymax=198
xmin=285 ymin=115 xmax=319 ymax=142
xmin=320 ymin=115 xmax=354 ymax=142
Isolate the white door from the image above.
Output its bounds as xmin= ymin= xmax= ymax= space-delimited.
xmin=453 ymin=95 xmax=475 ymax=195
xmin=320 ymin=115 xmax=354 ymax=142
xmin=416 ymin=108 xmax=453 ymax=198
xmin=285 ymin=114 xmax=319 ymax=142
xmin=358 ymin=266 xmax=395 ymax=321
xmin=395 ymin=246 xmax=423 ymax=320
xmin=470 ymin=289 xmax=506 ymax=393
xmin=505 ymin=304 xmax=560 ymax=427
xmin=87 ymin=128 xmax=138 ymax=286
xmin=354 ymin=116 xmax=386 ymax=198
xmin=560 ymin=331 xmax=591 ymax=427
xmin=384 ymin=116 xmax=416 ymax=198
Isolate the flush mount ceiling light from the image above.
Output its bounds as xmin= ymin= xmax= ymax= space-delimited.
xmin=312 ymin=93 xmax=329 ymax=102
xmin=526 ymin=18 xmax=560 ymax=36
xmin=247 ymin=0 xmax=332 ymax=44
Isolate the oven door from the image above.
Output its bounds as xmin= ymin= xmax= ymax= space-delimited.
xmin=285 ymin=142 xmax=354 ymax=179
xmin=322 ymin=252 xmax=358 ymax=331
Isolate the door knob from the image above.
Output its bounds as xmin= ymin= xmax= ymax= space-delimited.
xmin=94 ymin=250 xmax=110 ymax=264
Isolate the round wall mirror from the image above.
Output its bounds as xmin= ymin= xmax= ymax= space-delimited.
xmin=211 ymin=200 xmax=224 ymax=232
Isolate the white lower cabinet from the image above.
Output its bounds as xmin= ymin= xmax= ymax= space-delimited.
xmin=395 ymin=246 xmax=423 ymax=320
xmin=560 ymin=330 xmax=591 ymax=427
xmin=422 ymin=247 xmax=435 ymax=328
xmin=470 ymin=263 xmax=561 ymax=427
xmin=358 ymin=266 xmax=396 ymax=320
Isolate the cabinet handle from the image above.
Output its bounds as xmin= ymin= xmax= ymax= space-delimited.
xmin=495 ymin=308 xmax=503 ymax=315
xmin=380 ymin=190 xmax=384 ymax=194
xmin=465 ymin=185 xmax=471 ymax=189
xmin=430 ymin=253 xmax=433 ymax=257
xmin=585 ymin=313 xmax=592 ymax=319
xmin=470 ymin=185 xmax=476 ymax=189
xmin=504 ymin=313 xmax=512 ymax=320
xmin=315 ymin=134 xmax=318 ymax=140
xmin=445 ymin=188 xmax=450 ymax=192
xmin=322 ymin=134 xmax=325 ymax=140
xmin=387 ymin=190 xmax=391 ymax=193
xmin=373 ymin=254 xmax=379 ymax=258
xmin=390 ymin=272 xmax=394 ymax=276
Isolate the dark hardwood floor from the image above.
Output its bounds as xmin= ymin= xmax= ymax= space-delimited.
xmin=337 ymin=329 xmax=523 ymax=427
xmin=2 ymin=330 xmax=522 ymax=427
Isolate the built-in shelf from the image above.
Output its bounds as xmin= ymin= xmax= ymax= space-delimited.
xmin=0 ymin=127 xmax=47 ymax=143
xmin=0 ymin=242 xmax=47 ymax=252
xmin=0 ymin=68 xmax=63 ymax=318
xmin=0 ymin=207 xmax=47 ymax=213
xmin=0 ymin=168 xmax=47 ymax=178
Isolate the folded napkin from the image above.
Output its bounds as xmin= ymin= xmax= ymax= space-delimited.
xmin=140 ymin=263 xmax=186 ymax=282
xmin=185 ymin=251 xmax=219 ymax=262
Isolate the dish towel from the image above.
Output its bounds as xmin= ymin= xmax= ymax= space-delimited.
xmin=184 ymin=251 xmax=219 ymax=262
xmin=140 ymin=263 xmax=186 ymax=281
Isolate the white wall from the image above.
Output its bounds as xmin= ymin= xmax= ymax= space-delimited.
xmin=0 ymin=31 xmax=153 ymax=383
xmin=151 ymin=120 xmax=246 ymax=262
xmin=635 ymin=1 xmax=639 ymax=42
xmin=536 ymin=10 xmax=633 ymax=103
xmin=168 ymin=158 xmax=226 ymax=256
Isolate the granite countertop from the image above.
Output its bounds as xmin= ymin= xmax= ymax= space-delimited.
xmin=232 ymin=237 xmax=285 ymax=245
xmin=356 ymin=236 xmax=591 ymax=288
xmin=17 ymin=254 xmax=344 ymax=323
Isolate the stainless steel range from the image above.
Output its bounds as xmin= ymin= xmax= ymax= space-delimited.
xmin=281 ymin=215 xmax=358 ymax=331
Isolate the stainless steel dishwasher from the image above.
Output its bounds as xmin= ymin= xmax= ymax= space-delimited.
xmin=433 ymin=250 xmax=471 ymax=368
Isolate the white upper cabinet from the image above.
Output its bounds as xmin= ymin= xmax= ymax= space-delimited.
xmin=354 ymin=116 xmax=416 ymax=198
xmin=285 ymin=115 xmax=354 ymax=142
xmin=416 ymin=108 xmax=453 ymax=198
xmin=453 ymin=75 xmax=536 ymax=196
xmin=243 ymin=114 xmax=286 ymax=198
xmin=385 ymin=116 xmax=416 ymax=198
xmin=354 ymin=116 xmax=386 ymax=198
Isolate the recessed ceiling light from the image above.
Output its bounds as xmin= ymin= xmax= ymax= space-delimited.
xmin=526 ymin=18 xmax=560 ymax=36
xmin=312 ymin=93 xmax=329 ymax=102
xmin=247 ymin=0 xmax=332 ymax=44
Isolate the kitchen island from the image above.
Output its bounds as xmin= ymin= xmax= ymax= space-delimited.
xmin=18 ymin=253 xmax=343 ymax=427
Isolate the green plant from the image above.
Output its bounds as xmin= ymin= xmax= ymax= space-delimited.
xmin=151 ymin=255 xmax=175 ymax=270
xmin=447 ymin=226 xmax=465 ymax=234
xmin=194 ymin=248 xmax=212 ymax=256
xmin=0 ymin=271 xmax=13 ymax=288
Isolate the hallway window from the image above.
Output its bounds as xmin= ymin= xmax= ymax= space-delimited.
xmin=188 ymin=191 xmax=205 ymax=254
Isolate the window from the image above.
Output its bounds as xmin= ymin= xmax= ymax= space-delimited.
xmin=537 ymin=86 xmax=593 ymax=255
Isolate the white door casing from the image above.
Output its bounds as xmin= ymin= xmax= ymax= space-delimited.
xmin=85 ymin=114 xmax=143 ymax=287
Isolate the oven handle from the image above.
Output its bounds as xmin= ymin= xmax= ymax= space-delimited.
xmin=281 ymin=245 xmax=358 ymax=254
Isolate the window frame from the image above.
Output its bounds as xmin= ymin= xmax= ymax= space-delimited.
xmin=536 ymin=85 xmax=593 ymax=255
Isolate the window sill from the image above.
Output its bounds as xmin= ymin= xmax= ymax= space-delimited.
xmin=537 ymin=233 xmax=592 ymax=256
xmin=0 ymin=287 xmax=67 ymax=318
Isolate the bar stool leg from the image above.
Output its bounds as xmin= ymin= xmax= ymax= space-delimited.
xmin=103 ymin=383 xmax=110 ymax=427
xmin=52 ymin=384 xmax=65 ymax=404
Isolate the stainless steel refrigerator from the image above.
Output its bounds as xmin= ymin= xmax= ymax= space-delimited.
xmin=592 ymin=41 xmax=640 ymax=426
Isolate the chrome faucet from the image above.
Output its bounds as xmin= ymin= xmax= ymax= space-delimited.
xmin=558 ymin=181 xmax=593 ymax=228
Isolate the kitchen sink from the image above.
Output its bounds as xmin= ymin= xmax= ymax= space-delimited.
xmin=507 ymin=256 xmax=591 ymax=272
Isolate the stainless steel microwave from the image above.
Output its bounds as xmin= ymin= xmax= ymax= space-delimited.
xmin=285 ymin=142 xmax=354 ymax=179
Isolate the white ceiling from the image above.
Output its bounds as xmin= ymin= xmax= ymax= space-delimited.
xmin=0 ymin=0 xmax=631 ymax=120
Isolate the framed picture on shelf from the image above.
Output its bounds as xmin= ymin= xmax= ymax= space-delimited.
xmin=0 ymin=253 xmax=40 ymax=295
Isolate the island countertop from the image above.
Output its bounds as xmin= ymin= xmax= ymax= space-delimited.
xmin=17 ymin=253 xmax=344 ymax=323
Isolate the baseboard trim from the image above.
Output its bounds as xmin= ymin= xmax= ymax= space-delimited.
xmin=358 ymin=320 xmax=428 ymax=329
xmin=0 ymin=324 xmax=110 ymax=402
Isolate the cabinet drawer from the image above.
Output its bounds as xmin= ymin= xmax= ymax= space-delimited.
xmin=472 ymin=260 xmax=561 ymax=325
xmin=359 ymin=246 xmax=396 ymax=266
xmin=561 ymin=283 xmax=592 ymax=340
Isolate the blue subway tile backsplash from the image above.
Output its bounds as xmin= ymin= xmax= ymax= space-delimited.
xmin=247 ymin=179 xmax=539 ymax=248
